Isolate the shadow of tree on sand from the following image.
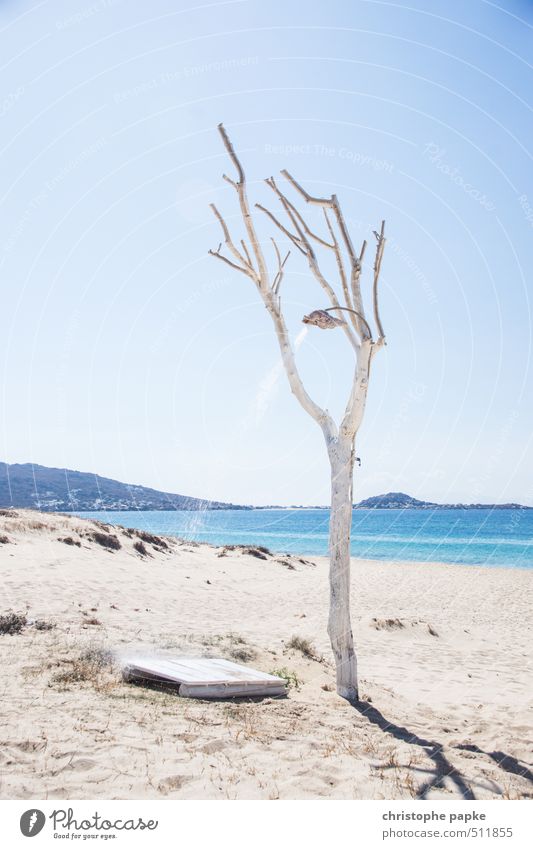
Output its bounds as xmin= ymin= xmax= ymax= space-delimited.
xmin=454 ymin=743 xmax=533 ymax=785
xmin=353 ymin=701 xmax=476 ymax=799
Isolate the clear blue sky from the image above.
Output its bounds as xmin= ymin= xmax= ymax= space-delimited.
xmin=1 ymin=0 xmax=532 ymax=506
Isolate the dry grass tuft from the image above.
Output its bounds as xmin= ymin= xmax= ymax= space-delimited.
xmin=287 ymin=634 xmax=322 ymax=662
xmin=58 ymin=536 xmax=81 ymax=547
xmin=197 ymin=631 xmax=258 ymax=663
xmin=229 ymin=644 xmax=257 ymax=663
xmin=91 ymin=531 xmax=121 ymax=551
xmin=50 ymin=645 xmax=115 ymax=688
xmin=0 ymin=611 xmax=27 ymax=635
xmin=34 ymin=619 xmax=56 ymax=631
xmin=134 ymin=530 xmax=169 ymax=550
xmin=371 ymin=617 xmax=405 ymax=631
xmin=225 ymin=633 xmax=257 ymax=663
xmin=217 ymin=544 xmax=271 ymax=560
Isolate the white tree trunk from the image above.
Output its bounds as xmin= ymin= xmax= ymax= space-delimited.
xmin=327 ymin=437 xmax=358 ymax=702
xmin=326 ymin=341 xmax=373 ymax=702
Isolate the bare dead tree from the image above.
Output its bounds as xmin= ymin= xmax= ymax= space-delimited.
xmin=209 ymin=124 xmax=387 ymax=702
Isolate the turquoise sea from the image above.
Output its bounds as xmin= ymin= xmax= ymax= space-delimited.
xmin=75 ymin=507 xmax=533 ymax=569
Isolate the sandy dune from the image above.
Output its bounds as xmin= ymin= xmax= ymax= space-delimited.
xmin=0 ymin=509 xmax=531 ymax=800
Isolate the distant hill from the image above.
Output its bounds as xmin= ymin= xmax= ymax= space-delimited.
xmin=0 ymin=462 xmax=248 ymax=512
xmin=0 ymin=467 xmax=528 ymax=513
xmin=353 ymin=491 xmax=530 ymax=510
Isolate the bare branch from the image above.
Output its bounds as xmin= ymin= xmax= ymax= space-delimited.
xmin=340 ymin=341 xmax=374 ymax=437
xmin=267 ymin=177 xmax=313 ymax=254
xmin=255 ymin=203 xmax=306 ymax=254
xmin=372 ymin=220 xmax=386 ymax=342
xmin=281 ymin=170 xmax=332 ymax=207
xmin=271 ymin=238 xmax=290 ymax=295
xmin=330 ymin=195 xmax=371 ymax=341
xmin=208 ymin=247 xmax=252 ymax=277
xmin=271 ymin=235 xmax=282 ymax=270
xmin=281 ymin=171 xmax=357 ymax=267
xmin=264 ymin=293 xmax=336 ymax=438
xmin=209 ymin=203 xmax=255 ymax=277
xmin=240 ymin=239 xmax=253 ymax=269
xmin=325 ymin=307 xmax=373 ymax=341
xmin=266 ymin=178 xmax=311 ymax=249
xmin=323 ymin=209 xmax=356 ymax=330
xmin=281 ymin=170 xmax=371 ymax=340
xmin=266 ymin=176 xmax=360 ymax=351
xmin=218 ymin=125 xmax=244 ymax=184
xmin=212 ymin=125 xmax=335 ymax=435
xmin=217 ymin=123 xmax=269 ymax=288
xmin=279 ymin=192 xmax=334 ymax=249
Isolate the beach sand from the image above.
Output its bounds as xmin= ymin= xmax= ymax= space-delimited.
xmin=0 ymin=509 xmax=531 ymax=800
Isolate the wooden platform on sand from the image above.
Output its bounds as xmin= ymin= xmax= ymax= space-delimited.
xmin=122 ymin=656 xmax=288 ymax=699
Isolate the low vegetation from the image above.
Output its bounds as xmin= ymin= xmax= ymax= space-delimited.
xmin=217 ymin=544 xmax=272 ymax=560
xmin=0 ymin=612 xmax=57 ymax=635
xmin=51 ymin=646 xmax=115 ymax=688
xmin=134 ymin=530 xmax=169 ymax=550
xmin=0 ymin=612 xmax=27 ymax=635
xmin=287 ymin=634 xmax=322 ymax=662
xmin=269 ymin=667 xmax=300 ymax=690
xmin=58 ymin=536 xmax=81 ymax=547
xmin=371 ymin=617 xmax=405 ymax=631
xmin=34 ymin=619 xmax=56 ymax=631
xmin=91 ymin=531 xmax=121 ymax=551
xmin=196 ymin=631 xmax=258 ymax=664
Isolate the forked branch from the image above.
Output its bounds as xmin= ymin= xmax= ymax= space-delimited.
xmin=208 ymin=242 xmax=252 ymax=277
xmin=280 ymin=169 xmax=373 ymax=342
xmin=210 ymin=124 xmax=335 ymax=437
xmin=260 ymin=175 xmax=360 ymax=351
xmin=209 ymin=203 xmax=256 ymax=279
xmin=209 ymin=123 xmax=388 ymax=435
xmin=271 ymin=238 xmax=290 ymax=296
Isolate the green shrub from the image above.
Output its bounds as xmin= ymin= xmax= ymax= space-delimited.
xmin=269 ymin=667 xmax=300 ymax=690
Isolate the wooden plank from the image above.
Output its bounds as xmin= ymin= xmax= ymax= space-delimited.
xmin=122 ymin=655 xmax=287 ymax=699
xmin=179 ymin=682 xmax=287 ymax=699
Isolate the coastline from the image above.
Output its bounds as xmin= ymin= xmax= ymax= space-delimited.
xmin=1 ymin=509 xmax=531 ymax=800
xmin=69 ymin=507 xmax=533 ymax=571
xmin=76 ymin=513 xmax=532 ymax=573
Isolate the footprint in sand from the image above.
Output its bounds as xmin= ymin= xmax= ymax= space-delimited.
xmin=68 ymin=758 xmax=98 ymax=771
xmin=157 ymin=774 xmax=191 ymax=794
xmin=200 ymin=740 xmax=226 ymax=755
xmin=3 ymin=739 xmax=47 ymax=753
